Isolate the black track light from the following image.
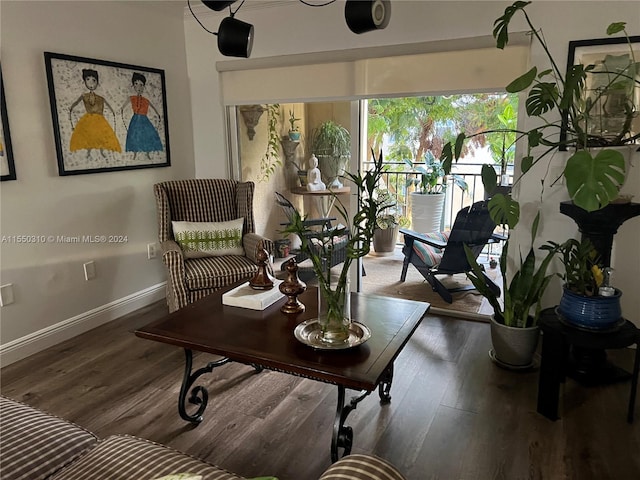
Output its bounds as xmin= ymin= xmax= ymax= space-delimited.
xmin=201 ymin=1 xmax=237 ymax=12
xmin=345 ymin=0 xmax=391 ymax=34
xmin=217 ymin=16 xmax=254 ymax=58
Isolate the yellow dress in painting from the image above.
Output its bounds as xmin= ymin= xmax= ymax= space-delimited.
xmin=70 ymin=93 xmax=121 ymax=152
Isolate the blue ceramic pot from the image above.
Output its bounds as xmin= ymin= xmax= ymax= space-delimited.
xmin=557 ymin=286 xmax=622 ymax=330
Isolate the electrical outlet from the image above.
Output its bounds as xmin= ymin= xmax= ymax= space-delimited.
xmin=83 ymin=261 xmax=96 ymax=281
xmin=147 ymin=243 xmax=157 ymax=259
xmin=0 ymin=284 xmax=14 ymax=306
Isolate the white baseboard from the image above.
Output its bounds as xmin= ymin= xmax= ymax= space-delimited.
xmin=0 ymin=282 xmax=166 ymax=367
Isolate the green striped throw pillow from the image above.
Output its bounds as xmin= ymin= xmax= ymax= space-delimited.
xmin=172 ymin=218 xmax=245 ymax=258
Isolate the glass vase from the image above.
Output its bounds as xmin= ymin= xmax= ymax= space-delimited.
xmin=317 ymin=276 xmax=351 ymax=346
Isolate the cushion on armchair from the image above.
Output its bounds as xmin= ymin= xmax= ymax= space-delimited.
xmin=411 ymin=230 xmax=450 ymax=267
xmin=184 ymin=256 xmax=260 ymax=290
xmin=172 ymin=218 xmax=245 ymax=258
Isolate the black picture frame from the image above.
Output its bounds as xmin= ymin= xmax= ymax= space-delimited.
xmin=44 ymin=52 xmax=171 ymax=176
xmin=1 ymin=66 xmax=16 ymax=181
xmin=560 ymin=35 xmax=640 ymax=150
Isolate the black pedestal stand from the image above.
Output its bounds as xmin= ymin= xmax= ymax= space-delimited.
xmin=560 ymin=201 xmax=640 ymax=385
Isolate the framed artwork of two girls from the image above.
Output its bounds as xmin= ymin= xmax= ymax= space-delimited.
xmin=44 ymin=52 xmax=170 ymax=176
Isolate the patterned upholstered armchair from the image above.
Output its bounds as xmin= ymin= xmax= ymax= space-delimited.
xmin=154 ymin=179 xmax=274 ymax=312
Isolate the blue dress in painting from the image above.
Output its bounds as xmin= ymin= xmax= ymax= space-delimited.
xmin=125 ymin=96 xmax=163 ymax=152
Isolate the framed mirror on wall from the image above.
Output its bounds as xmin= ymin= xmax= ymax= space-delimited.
xmin=560 ymin=35 xmax=640 ymax=149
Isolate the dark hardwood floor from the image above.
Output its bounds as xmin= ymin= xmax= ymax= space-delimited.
xmin=1 ymin=300 xmax=639 ymax=480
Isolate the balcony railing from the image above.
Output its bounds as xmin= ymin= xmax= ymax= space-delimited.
xmin=362 ymin=160 xmax=509 ymax=260
xmin=363 ymin=160 xmax=511 ymax=230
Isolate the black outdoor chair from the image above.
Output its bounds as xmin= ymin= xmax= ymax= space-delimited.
xmin=399 ymin=200 xmax=503 ymax=303
xmin=275 ymin=192 xmax=350 ymax=282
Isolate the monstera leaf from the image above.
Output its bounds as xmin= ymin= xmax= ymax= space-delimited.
xmin=525 ymin=82 xmax=559 ymax=116
xmin=488 ymin=193 xmax=520 ymax=229
xmin=564 ymin=149 xmax=626 ymax=212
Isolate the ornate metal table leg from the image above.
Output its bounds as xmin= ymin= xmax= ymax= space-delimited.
xmin=331 ymin=386 xmax=372 ymax=462
xmin=378 ymin=364 xmax=393 ymax=404
xmin=250 ymin=363 xmax=264 ymax=373
xmin=178 ymin=349 xmax=231 ymax=424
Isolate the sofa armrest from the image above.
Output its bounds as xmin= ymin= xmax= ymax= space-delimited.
xmin=50 ymin=434 xmax=248 ymax=480
xmin=318 ymin=454 xmax=406 ymax=480
xmin=0 ymin=396 xmax=98 ymax=480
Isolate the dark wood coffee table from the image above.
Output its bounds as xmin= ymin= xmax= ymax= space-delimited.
xmin=135 ymin=284 xmax=428 ymax=461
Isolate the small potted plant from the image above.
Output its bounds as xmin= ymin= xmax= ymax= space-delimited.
xmin=288 ymin=159 xmax=308 ymax=187
xmin=288 ymin=110 xmax=301 ymax=141
xmin=405 ymin=152 xmax=468 ymax=233
xmin=543 ymin=237 xmax=622 ymax=330
xmin=372 ymin=188 xmax=409 ymax=255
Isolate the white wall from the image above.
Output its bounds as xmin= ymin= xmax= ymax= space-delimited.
xmin=0 ymin=0 xmax=195 ymax=363
xmin=185 ymin=1 xmax=640 ymax=325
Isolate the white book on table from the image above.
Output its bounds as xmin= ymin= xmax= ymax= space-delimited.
xmin=222 ymin=280 xmax=285 ymax=310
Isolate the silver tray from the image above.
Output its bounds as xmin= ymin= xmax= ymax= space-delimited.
xmin=294 ymin=319 xmax=371 ymax=350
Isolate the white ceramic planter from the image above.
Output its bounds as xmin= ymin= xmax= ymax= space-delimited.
xmin=409 ymin=192 xmax=445 ymax=233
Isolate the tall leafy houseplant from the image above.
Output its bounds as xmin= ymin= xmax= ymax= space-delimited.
xmin=311 ymin=120 xmax=351 ymax=188
xmin=282 ymin=150 xmax=387 ymax=345
xmin=466 ymin=214 xmax=557 ymax=328
xmin=441 ymin=1 xmax=637 ymax=225
xmin=465 ymin=214 xmax=558 ymax=367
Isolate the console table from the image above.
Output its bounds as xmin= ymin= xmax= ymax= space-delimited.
xmin=537 ymin=308 xmax=640 ymax=423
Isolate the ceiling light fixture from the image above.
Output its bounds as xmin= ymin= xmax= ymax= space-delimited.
xmin=217 ymin=16 xmax=254 ymax=58
xmin=344 ymin=0 xmax=391 ymax=34
xmin=201 ymin=1 xmax=237 ymax=11
xmin=190 ymin=0 xmax=254 ymax=58
xmin=190 ymin=0 xmax=391 ymax=58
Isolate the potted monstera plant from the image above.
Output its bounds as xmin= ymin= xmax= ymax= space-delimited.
xmin=446 ymin=1 xmax=636 ymax=367
xmin=441 ymin=0 xmax=637 ymax=227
